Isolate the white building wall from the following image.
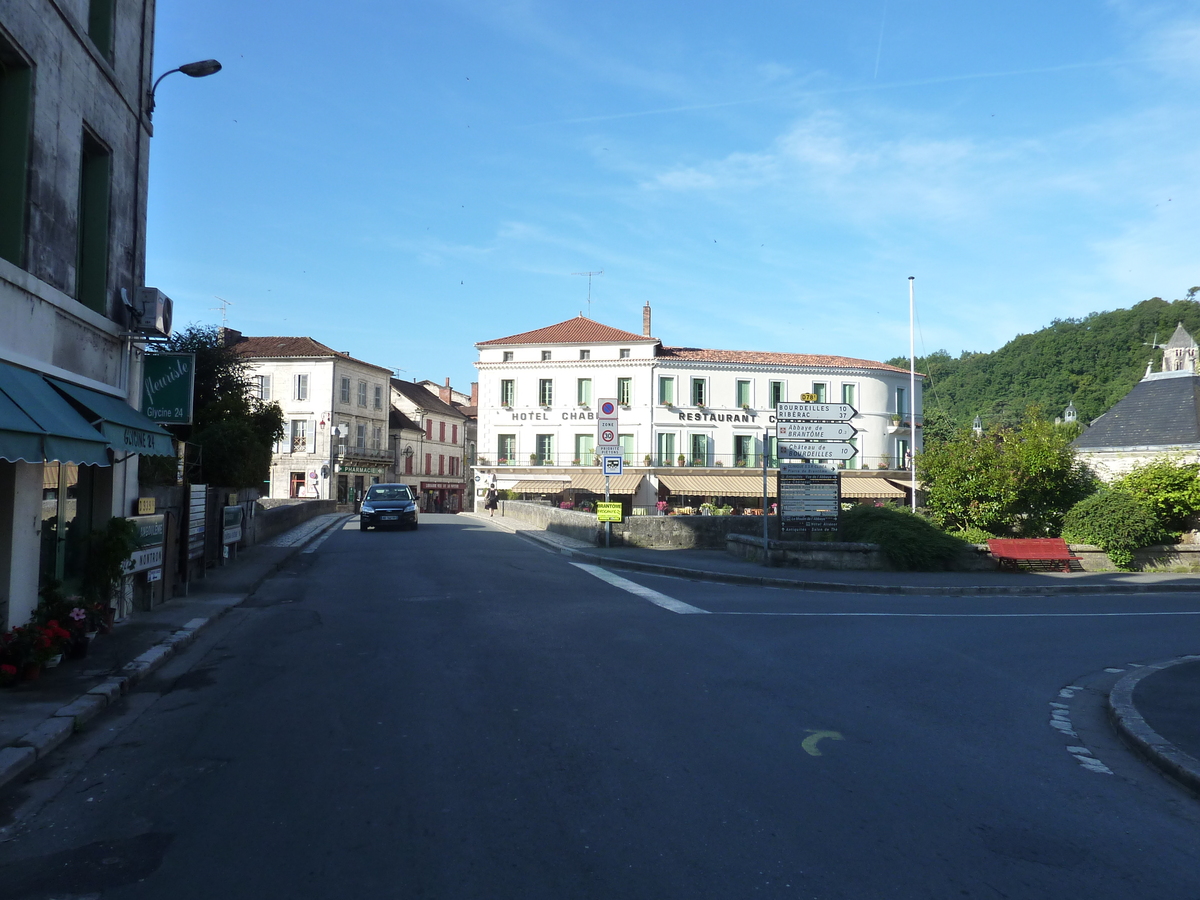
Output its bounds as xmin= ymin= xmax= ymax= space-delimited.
xmin=477 ymin=354 xmax=922 ymax=471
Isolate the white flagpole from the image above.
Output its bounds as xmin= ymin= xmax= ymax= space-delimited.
xmin=908 ymin=276 xmax=917 ymax=513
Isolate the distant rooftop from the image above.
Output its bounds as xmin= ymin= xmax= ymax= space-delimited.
xmin=477 ymin=316 xmax=655 ymax=347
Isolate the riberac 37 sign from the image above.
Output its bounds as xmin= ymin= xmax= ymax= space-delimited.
xmin=141 ymin=353 xmax=196 ymax=425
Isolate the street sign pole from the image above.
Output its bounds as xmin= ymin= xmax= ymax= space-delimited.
xmin=605 ymin=473 xmax=611 ymax=548
xmin=762 ymin=427 xmax=769 ymax=566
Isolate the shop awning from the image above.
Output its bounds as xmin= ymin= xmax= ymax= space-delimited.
xmin=49 ymin=378 xmax=175 ymax=457
xmin=658 ymin=472 xmax=773 ymax=498
xmin=510 ymin=480 xmax=571 ymax=493
xmin=563 ymin=472 xmax=644 ymax=494
xmin=0 ymin=362 xmax=111 ymax=466
xmin=840 ymin=477 xmax=910 ymax=499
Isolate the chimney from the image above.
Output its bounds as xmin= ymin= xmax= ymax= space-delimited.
xmin=642 ymin=302 xmax=651 ymax=337
xmin=470 ymin=382 xmax=478 ymax=406
xmin=219 ymin=327 xmax=243 ymax=347
xmin=439 ymin=378 xmax=452 ymax=404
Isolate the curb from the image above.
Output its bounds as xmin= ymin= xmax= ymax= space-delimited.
xmin=1108 ymin=655 xmax=1200 ymax=796
xmin=0 ymin=513 xmax=350 ymax=796
xmin=474 ymin=517 xmax=1200 ymax=597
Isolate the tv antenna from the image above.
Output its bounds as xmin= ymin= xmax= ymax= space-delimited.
xmin=571 ymin=270 xmax=603 ymax=317
xmin=210 ymin=296 xmax=233 ymax=327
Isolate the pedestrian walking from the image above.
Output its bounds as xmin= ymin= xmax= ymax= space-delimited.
xmin=485 ymin=487 xmax=499 ymax=516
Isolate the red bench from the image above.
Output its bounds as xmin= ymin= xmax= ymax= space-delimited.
xmin=986 ymin=538 xmax=1082 ymax=573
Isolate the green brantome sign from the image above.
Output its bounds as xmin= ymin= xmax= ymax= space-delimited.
xmin=141 ymin=353 xmax=196 ymax=424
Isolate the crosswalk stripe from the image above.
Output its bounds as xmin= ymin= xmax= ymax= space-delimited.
xmin=571 ymin=563 xmax=710 ymax=615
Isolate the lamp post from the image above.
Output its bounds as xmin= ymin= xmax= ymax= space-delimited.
xmin=147 ymin=59 xmax=222 ymax=119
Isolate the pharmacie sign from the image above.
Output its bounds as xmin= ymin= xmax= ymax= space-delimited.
xmin=141 ymin=353 xmax=196 ymax=424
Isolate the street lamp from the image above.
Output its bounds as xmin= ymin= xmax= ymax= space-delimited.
xmin=147 ymin=59 xmax=222 ymax=119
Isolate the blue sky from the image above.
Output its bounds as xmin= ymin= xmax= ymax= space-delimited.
xmin=147 ymin=1 xmax=1200 ymax=391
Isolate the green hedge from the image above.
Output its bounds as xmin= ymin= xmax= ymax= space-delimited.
xmin=839 ymin=505 xmax=970 ymax=571
xmin=1061 ymin=490 xmax=1165 ymax=570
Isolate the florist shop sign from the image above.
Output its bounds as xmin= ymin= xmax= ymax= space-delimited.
xmin=141 ymin=353 xmax=196 ymax=425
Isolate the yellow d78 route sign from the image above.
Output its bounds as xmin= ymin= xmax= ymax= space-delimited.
xmin=596 ymin=502 xmax=623 ymax=522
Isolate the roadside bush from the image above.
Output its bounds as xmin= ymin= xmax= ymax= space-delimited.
xmin=839 ymin=505 xmax=970 ymax=571
xmin=949 ymin=526 xmax=996 ymax=545
xmin=1061 ymin=490 xmax=1165 ymax=570
xmin=1114 ymin=458 xmax=1200 ymax=532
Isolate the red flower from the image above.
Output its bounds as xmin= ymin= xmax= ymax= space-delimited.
xmin=0 ymin=664 xmax=15 ymax=676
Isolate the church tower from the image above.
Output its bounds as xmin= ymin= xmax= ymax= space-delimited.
xmin=1161 ymin=322 xmax=1198 ymax=373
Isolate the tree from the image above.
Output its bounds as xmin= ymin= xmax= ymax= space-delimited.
xmin=143 ymin=326 xmax=283 ymax=488
xmin=918 ymin=407 xmax=1096 ymax=536
xmin=920 ymin=407 xmax=958 ymax=447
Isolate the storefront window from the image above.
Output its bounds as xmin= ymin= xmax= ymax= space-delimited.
xmin=38 ymin=463 xmax=97 ymax=594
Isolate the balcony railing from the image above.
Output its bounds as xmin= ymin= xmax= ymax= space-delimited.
xmin=475 ymin=452 xmax=910 ymax=471
xmin=339 ymin=445 xmax=394 ymax=463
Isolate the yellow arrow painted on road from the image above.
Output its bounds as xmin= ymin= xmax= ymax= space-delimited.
xmin=802 ymin=730 xmax=844 ymax=757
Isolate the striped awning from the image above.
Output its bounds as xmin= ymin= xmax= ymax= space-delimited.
xmin=840 ymin=477 xmax=910 ymax=499
xmin=509 ymin=480 xmax=570 ymax=493
xmin=657 ymin=472 xmax=772 ymax=498
xmin=563 ymin=472 xmax=644 ymax=494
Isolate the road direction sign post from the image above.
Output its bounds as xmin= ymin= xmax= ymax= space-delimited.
xmin=775 ymin=402 xmax=856 ymax=422
xmin=778 ymin=441 xmax=858 ymax=462
xmin=777 ymin=421 xmax=857 ymax=441
xmin=596 ymin=398 xmax=619 ymax=547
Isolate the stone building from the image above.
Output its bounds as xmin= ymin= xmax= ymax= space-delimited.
xmin=230 ymin=334 xmax=394 ymax=502
xmin=390 ymin=379 xmax=468 ymax=513
xmin=0 ymin=0 xmax=176 ymax=628
xmin=1074 ymin=323 xmax=1200 ymax=480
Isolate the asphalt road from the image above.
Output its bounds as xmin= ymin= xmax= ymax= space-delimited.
xmin=1 ymin=515 xmax=1199 ymax=899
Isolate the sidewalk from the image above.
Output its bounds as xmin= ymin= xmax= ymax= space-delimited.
xmin=1109 ymin=656 xmax=1200 ymax=797
xmin=0 ymin=512 xmax=350 ymax=793
xmin=462 ymin=511 xmax=1200 ymax=596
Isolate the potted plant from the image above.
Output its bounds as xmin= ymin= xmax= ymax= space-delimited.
xmin=677 ymin=454 xmax=686 ymax=466
xmin=644 ymin=454 xmax=652 ymax=466
xmin=530 ymin=453 xmax=539 ymax=466
xmin=81 ymin=518 xmax=139 ymax=628
xmin=572 ymin=458 xmax=581 ymax=466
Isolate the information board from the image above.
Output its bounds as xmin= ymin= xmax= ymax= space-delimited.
xmin=777 ymin=463 xmax=840 ymax=532
xmin=188 ymin=484 xmax=206 ymax=560
xmin=125 ymin=514 xmax=166 ymax=573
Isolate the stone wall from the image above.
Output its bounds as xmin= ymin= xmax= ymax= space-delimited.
xmin=497 ymin=501 xmax=783 ymax=548
xmin=498 ymin=500 xmax=602 ymax=544
xmin=1070 ymin=543 xmax=1200 ymax=573
xmin=249 ymin=499 xmax=338 ymax=545
xmin=615 ymin=514 xmax=781 ymax=549
xmin=727 ymin=533 xmax=886 ymax=569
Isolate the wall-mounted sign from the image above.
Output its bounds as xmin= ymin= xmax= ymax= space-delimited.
xmin=125 ymin=514 xmax=166 ymax=573
xmin=141 ymin=353 xmax=196 ymax=424
xmin=222 ymin=505 xmax=244 ymax=545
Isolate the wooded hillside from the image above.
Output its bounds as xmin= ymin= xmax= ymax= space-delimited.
xmin=889 ymin=291 xmax=1200 ymax=429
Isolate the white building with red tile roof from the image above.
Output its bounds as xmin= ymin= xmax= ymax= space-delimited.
xmin=473 ymin=306 xmax=923 ymax=508
xmin=227 ymin=332 xmax=394 ymax=502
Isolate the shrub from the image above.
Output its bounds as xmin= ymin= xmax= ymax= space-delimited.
xmin=1115 ymin=458 xmax=1200 ymax=532
xmin=838 ymin=505 xmax=971 ymax=571
xmin=950 ymin=526 xmax=996 ymax=545
xmin=1061 ymin=490 xmax=1165 ymax=570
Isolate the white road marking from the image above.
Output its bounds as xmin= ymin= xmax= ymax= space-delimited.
xmin=302 ymin=524 xmax=342 ymax=554
xmin=572 ymin=564 xmax=710 ymax=615
xmin=1104 ymin=667 xmax=1125 ymax=673
xmin=716 ymin=610 xmax=1200 ymax=618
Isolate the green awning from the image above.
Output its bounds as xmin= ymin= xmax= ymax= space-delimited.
xmin=49 ymin=378 xmax=175 ymax=457
xmin=0 ymin=362 xmax=111 ymax=465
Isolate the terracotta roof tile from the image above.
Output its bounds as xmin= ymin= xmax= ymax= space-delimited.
xmin=391 ymin=378 xmax=467 ymax=419
xmin=230 ymin=336 xmax=392 ymax=373
xmin=477 ymin=316 xmax=655 ymax=347
xmin=658 ymin=346 xmax=915 ymax=374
